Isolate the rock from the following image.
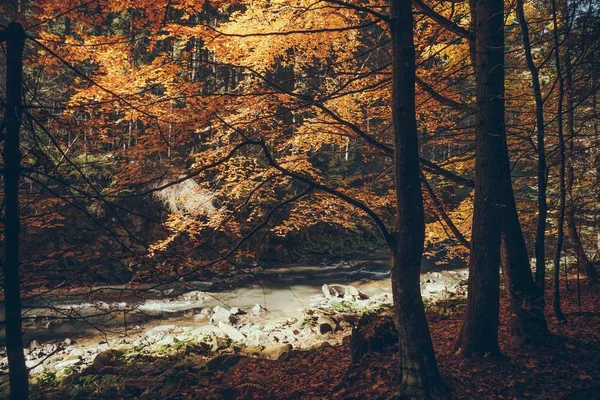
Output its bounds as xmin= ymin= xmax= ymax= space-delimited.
xmin=206 ymin=354 xmax=248 ymax=372
xmin=425 ymin=283 xmax=446 ymax=294
xmin=179 ymin=291 xmax=206 ymax=302
xmin=145 ymin=325 xmax=180 ymax=337
xmin=30 ymin=340 xmax=40 ymax=349
xmin=317 ymin=315 xmax=337 ymax=334
xmin=54 ymin=358 xmax=82 ymax=370
xmin=64 ymin=338 xmax=72 ymax=346
xmin=192 ymin=325 xmax=228 ymax=339
xmin=230 ymin=307 xmax=246 ymax=315
xmin=322 ymin=284 xmax=368 ymax=300
xmin=211 ymin=306 xmax=238 ymax=324
xmin=261 ymin=343 xmax=293 ymax=360
xmin=63 ymin=349 xmax=84 ymax=361
xmin=350 ymin=314 xmax=397 ymax=363
xmin=200 ymin=308 xmax=211 ymax=316
xmin=193 ymin=313 xmax=209 ymax=323
xmin=92 ymin=349 xmax=124 ymax=374
xmin=243 ymin=345 xmax=263 ymax=355
xmin=218 ymin=322 xmax=246 ymax=342
xmin=252 ymin=304 xmax=267 ymax=316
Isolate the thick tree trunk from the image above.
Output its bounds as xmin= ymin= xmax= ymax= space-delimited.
xmin=388 ymin=1 xmax=448 ymax=397
xmin=2 ymin=22 xmax=29 ymax=400
xmin=456 ymin=0 xmax=506 ymax=357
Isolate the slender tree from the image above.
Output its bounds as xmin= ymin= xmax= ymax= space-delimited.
xmin=552 ymin=0 xmax=567 ymax=321
xmin=516 ymin=0 xmax=548 ymax=290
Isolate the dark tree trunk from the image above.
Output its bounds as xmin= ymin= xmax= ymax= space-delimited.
xmin=496 ymin=0 xmax=550 ymax=345
xmin=516 ymin=0 xmax=548 ymax=291
xmin=1 ymin=22 xmax=29 ymax=400
xmin=551 ymin=0 xmax=566 ymax=321
xmin=501 ymin=212 xmax=549 ymax=345
xmin=456 ymin=0 xmax=506 ymax=357
xmin=562 ymin=1 xmax=598 ymax=282
xmin=388 ymin=0 xmax=448 ymax=396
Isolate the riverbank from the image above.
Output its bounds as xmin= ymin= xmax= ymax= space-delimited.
xmin=28 ymin=276 xmax=600 ymax=400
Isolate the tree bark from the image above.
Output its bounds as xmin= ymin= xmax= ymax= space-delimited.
xmin=498 ymin=0 xmax=550 ymax=345
xmin=388 ymin=0 xmax=448 ymax=396
xmin=2 ymin=22 xmax=29 ymax=400
xmin=456 ymin=0 xmax=505 ymax=357
xmin=562 ymin=0 xmax=598 ymax=282
xmin=516 ymin=0 xmax=548 ymax=291
xmin=551 ymin=0 xmax=566 ymax=321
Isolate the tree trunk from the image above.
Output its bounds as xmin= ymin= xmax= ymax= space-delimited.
xmin=551 ymin=0 xmax=566 ymax=321
xmin=516 ymin=0 xmax=548 ymax=291
xmin=2 ymin=22 xmax=29 ymax=400
xmin=388 ymin=0 xmax=448 ymax=396
xmin=562 ymin=2 xmax=598 ymax=282
xmin=456 ymin=0 xmax=505 ymax=357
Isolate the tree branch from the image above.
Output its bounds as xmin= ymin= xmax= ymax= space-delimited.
xmin=413 ymin=0 xmax=474 ymax=41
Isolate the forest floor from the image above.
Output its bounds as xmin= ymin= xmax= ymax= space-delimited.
xmin=32 ymin=276 xmax=600 ymax=400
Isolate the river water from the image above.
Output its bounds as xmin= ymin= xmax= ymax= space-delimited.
xmin=6 ymin=251 xmax=463 ymax=345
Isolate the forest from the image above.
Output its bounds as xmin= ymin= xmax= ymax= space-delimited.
xmin=0 ymin=0 xmax=599 ymax=398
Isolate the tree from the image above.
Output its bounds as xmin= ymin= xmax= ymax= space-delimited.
xmin=387 ymin=0 xmax=448 ymax=395
xmin=1 ymin=21 xmax=29 ymax=400
xmin=456 ymin=0 xmax=506 ymax=356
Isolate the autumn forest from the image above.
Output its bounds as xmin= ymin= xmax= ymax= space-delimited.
xmin=1 ymin=0 xmax=600 ymax=399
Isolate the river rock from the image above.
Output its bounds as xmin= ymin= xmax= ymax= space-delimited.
xmin=145 ymin=324 xmax=180 ymax=337
xmin=230 ymin=307 xmax=246 ymax=315
xmin=206 ymin=354 xmax=248 ymax=372
xmin=218 ymin=322 xmax=246 ymax=342
xmin=92 ymin=349 xmax=123 ymax=374
xmin=178 ymin=290 xmax=206 ymax=302
xmin=194 ymin=313 xmax=209 ymax=323
xmin=261 ymin=343 xmax=293 ymax=360
xmin=54 ymin=358 xmax=82 ymax=371
xmin=350 ymin=314 xmax=397 ymax=363
xmin=317 ymin=315 xmax=337 ymax=334
xmin=322 ymin=284 xmax=368 ymax=300
xmin=211 ymin=306 xmax=238 ymax=324
xmin=243 ymin=345 xmax=263 ymax=355
xmin=425 ymin=283 xmax=446 ymax=294
xmin=252 ymin=304 xmax=267 ymax=316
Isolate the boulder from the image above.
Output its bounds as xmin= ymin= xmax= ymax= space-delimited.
xmin=425 ymin=283 xmax=446 ymax=293
xmin=193 ymin=313 xmax=209 ymax=323
xmin=230 ymin=307 xmax=246 ymax=315
xmin=317 ymin=315 xmax=337 ymax=334
xmin=350 ymin=314 xmax=397 ymax=363
xmin=145 ymin=324 xmax=180 ymax=337
xmin=218 ymin=322 xmax=246 ymax=342
xmin=252 ymin=304 xmax=267 ymax=316
xmin=261 ymin=343 xmax=293 ymax=360
xmin=206 ymin=354 xmax=248 ymax=372
xmin=243 ymin=345 xmax=263 ymax=355
xmin=91 ymin=349 xmax=124 ymax=374
xmin=322 ymin=284 xmax=369 ymax=300
xmin=178 ymin=291 xmax=206 ymax=302
xmin=211 ymin=306 xmax=238 ymax=324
